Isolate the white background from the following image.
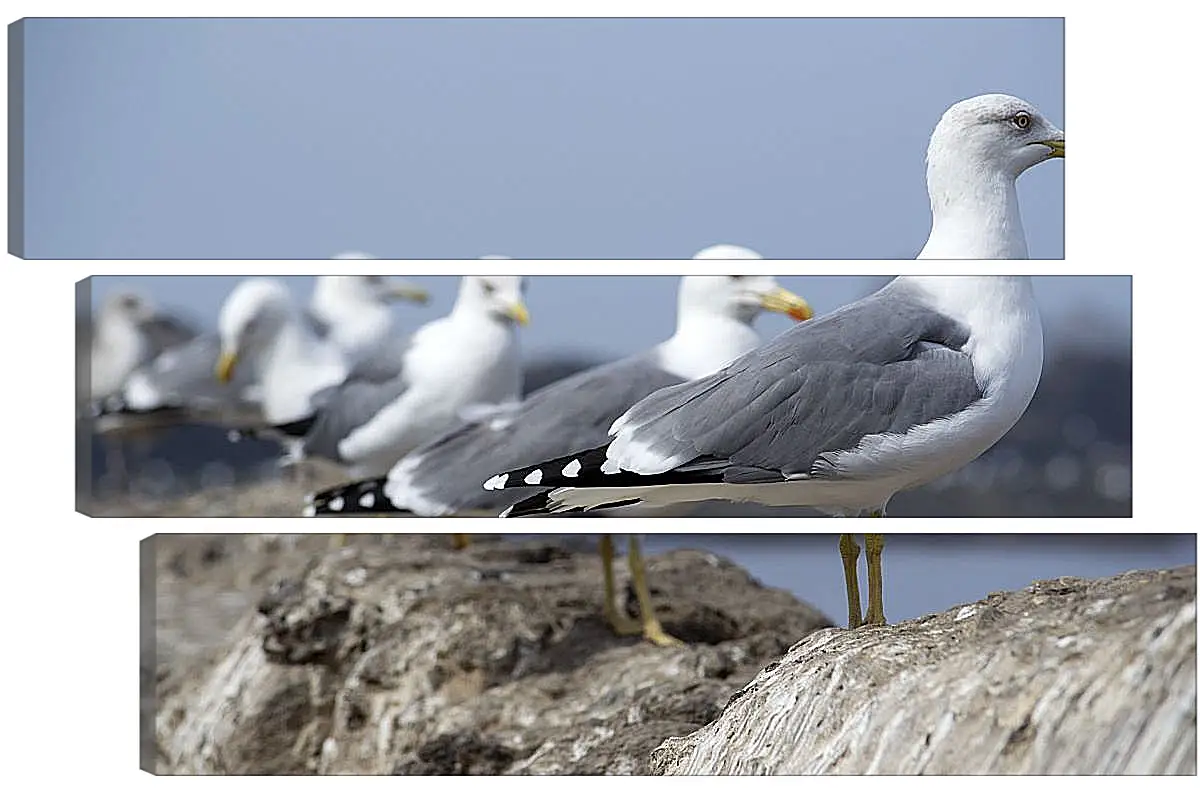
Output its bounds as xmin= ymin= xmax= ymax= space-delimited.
xmin=2 ymin=0 xmax=1195 ymax=791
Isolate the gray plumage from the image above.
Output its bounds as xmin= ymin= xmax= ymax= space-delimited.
xmin=298 ymin=336 xmax=415 ymax=462
xmin=391 ymin=354 xmax=685 ymax=514
xmin=496 ymin=280 xmax=983 ymax=511
xmin=95 ymin=302 xmax=336 ymax=427
xmin=615 ymin=282 xmax=981 ymax=482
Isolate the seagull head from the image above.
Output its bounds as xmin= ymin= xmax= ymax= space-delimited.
xmin=315 ymin=274 xmax=430 ymax=311
xmin=678 ymin=275 xmax=813 ymax=324
xmin=691 ymin=244 xmax=764 ymax=260
xmin=458 ymin=275 xmax=531 ymax=327
xmin=215 ymin=278 xmax=294 ymax=384
xmin=928 ymin=93 xmax=1064 ymax=181
xmin=100 ymin=289 xmax=156 ymax=326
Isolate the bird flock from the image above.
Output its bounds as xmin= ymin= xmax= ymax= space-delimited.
xmin=84 ymin=93 xmax=1064 ymax=636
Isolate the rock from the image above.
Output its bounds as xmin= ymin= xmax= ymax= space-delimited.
xmin=651 ymin=564 xmax=1196 ymax=776
xmin=149 ymin=534 xmax=833 ymax=775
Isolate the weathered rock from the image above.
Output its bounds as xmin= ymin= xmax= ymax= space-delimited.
xmin=651 ymin=565 xmax=1197 ymax=776
xmin=149 ymin=534 xmax=833 ymax=775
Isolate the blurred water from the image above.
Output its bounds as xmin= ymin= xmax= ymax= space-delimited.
xmin=635 ymin=533 xmax=1195 ymax=626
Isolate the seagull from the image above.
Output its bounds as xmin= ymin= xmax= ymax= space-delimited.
xmin=85 ymin=289 xmax=197 ymax=402
xmin=90 ymin=275 xmax=430 ymax=436
xmin=212 ymin=278 xmax=352 ymax=429
xmin=486 ymin=93 xmax=1064 ymax=633
xmin=293 ymin=275 xmax=530 ymax=481
xmin=305 ymin=275 xmax=810 ymax=517
xmin=81 ymin=288 xmax=199 ymax=487
xmin=307 ymin=274 xmax=811 ymax=641
xmin=307 ymin=274 xmax=430 ymax=366
xmin=690 ymin=244 xmax=764 ymax=260
xmin=307 ymin=243 xmax=794 ymax=629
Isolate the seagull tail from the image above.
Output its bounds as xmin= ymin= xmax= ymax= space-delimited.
xmin=499 ymin=491 xmax=558 ymax=518
xmin=304 ymin=477 xmax=403 ymax=516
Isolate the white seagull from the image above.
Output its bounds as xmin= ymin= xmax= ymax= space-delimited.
xmin=292 ymin=275 xmax=530 ymax=480
xmin=486 ymin=94 xmax=1064 ymax=634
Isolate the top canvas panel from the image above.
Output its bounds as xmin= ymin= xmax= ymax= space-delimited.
xmin=12 ymin=17 xmax=1063 ymax=260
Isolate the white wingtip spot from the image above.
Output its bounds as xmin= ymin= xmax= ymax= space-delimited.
xmin=562 ymin=459 xmax=581 ymax=478
xmin=359 ymin=492 xmax=375 ymax=509
xmin=524 ymin=469 xmax=543 ymax=486
xmin=328 ymin=496 xmax=345 ymax=512
xmin=499 ymin=505 xmax=513 ymax=518
xmin=600 ymin=459 xmax=621 ymax=475
xmin=484 ymin=473 xmax=509 ymax=491
xmin=302 ymin=505 xmax=316 ymax=517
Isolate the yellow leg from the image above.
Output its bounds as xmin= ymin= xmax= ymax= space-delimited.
xmin=863 ymin=533 xmax=887 ymax=626
xmin=450 ymin=533 xmax=471 ymax=550
xmin=627 ymin=536 xmax=682 ymax=647
xmin=599 ymin=535 xmax=642 ymax=636
xmin=839 ymin=534 xmax=863 ymax=629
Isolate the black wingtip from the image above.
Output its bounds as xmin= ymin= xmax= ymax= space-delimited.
xmin=500 ymin=491 xmax=556 ymax=518
xmin=484 ymin=446 xmax=611 ymax=493
xmin=306 ymin=477 xmax=400 ymax=516
xmin=272 ymin=414 xmax=317 ymax=438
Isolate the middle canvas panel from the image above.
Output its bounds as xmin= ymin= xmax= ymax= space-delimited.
xmin=78 ymin=272 xmax=1132 ymax=520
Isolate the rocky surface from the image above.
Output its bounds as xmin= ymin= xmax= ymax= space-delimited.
xmin=652 ymin=564 xmax=1196 ymax=775
xmin=149 ymin=534 xmax=832 ymax=775
xmin=148 ymin=535 xmax=1195 ymax=775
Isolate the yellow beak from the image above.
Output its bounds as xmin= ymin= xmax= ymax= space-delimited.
xmin=760 ymin=287 xmax=814 ymax=322
xmin=1041 ymin=139 xmax=1065 ymax=159
xmin=215 ymin=350 xmax=238 ymax=384
xmin=387 ymin=281 xmax=430 ymax=305
xmin=506 ymin=301 xmax=531 ymax=326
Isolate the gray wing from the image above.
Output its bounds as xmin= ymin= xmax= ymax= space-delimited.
xmin=139 ymin=311 xmax=200 ymax=358
xmin=302 ymin=308 xmax=333 ymax=340
xmin=345 ymin=335 xmax=414 ymax=382
xmin=127 ymin=334 xmax=260 ymax=417
xmin=300 ymin=342 xmax=413 ymax=462
xmin=304 ymin=334 xmax=414 ymax=413
xmin=90 ymin=332 xmax=270 ymax=434
xmin=607 ymin=282 xmax=983 ymax=481
xmin=393 ymin=354 xmax=685 ymax=512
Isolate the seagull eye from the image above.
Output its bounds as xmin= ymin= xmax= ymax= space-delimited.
xmin=481 ymin=281 xmax=496 ymax=295
xmin=1012 ymin=111 xmax=1032 ymax=130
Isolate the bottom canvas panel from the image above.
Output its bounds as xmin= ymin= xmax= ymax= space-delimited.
xmin=141 ymin=533 xmax=1196 ymax=776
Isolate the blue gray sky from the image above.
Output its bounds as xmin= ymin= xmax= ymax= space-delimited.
xmin=24 ymin=18 xmax=1063 ymax=259
xmin=87 ymin=275 xmax=1129 ymax=362
xmin=643 ymin=534 xmax=1194 ymax=626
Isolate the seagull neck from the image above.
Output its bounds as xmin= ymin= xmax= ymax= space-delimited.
xmin=446 ymin=301 xmax=510 ymax=337
xmin=658 ymin=311 xmax=760 ymax=380
xmin=317 ymin=300 xmax=391 ymax=356
xmin=259 ymin=316 xmax=327 ymax=376
xmin=257 ymin=320 xmax=347 ymax=421
xmin=97 ymin=310 xmax=140 ymax=346
xmin=898 ymin=275 xmax=1042 ymax=386
xmin=921 ymin=161 xmax=1028 ymax=259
